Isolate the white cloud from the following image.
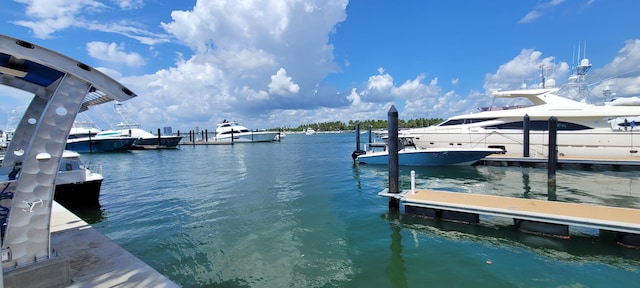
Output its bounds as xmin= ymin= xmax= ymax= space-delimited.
xmin=518 ymin=0 xmax=566 ymax=23
xmin=11 ymin=0 xmax=106 ymax=38
xmin=86 ymin=41 xmax=145 ymax=66
xmin=110 ymin=0 xmax=350 ymax=128
xmin=112 ymin=0 xmax=143 ymax=10
xmin=268 ymin=68 xmax=300 ymax=95
xmin=483 ymin=49 xmax=570 ymax=92
xmin=10 ymin=0 xmax=169 ymax=45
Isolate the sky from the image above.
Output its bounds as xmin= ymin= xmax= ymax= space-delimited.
xmin=1 ymin=0 xmax=640 ymax=132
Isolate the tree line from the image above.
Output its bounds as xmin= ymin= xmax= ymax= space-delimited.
xmin=276 ymin=118 xmax=444 ymax=132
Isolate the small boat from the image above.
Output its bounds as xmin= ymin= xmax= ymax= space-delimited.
xmin=305 ymin=128 xmax=316 ymax=135
xmin=356 ymin=137 xmax=503 ymax=166
xmin=214 ymin=120 xmax=281 ymax=142
xmin=0 ymin=150 xmax=103 ymax=207
xmin=54 ymin=150 xmax=104 ymax=207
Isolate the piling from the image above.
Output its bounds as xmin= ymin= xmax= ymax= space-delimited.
xmin=523 ymin=114 xmax=530 ymax=157
xmin=351 ymin=122 xmax=366 ymax=161
xmin=388 ymin=106 xmax=400 ymax=210
xmin=205 ymin=129 xmax=208 ymax=142
xmin=548 ymin=117 xmax=558 ymax=201
xmin=356 ymin=122 xmax=361 ymax=150
xmin=368 ymin=125 xmax=372 ymax=144
xmin=157 ymin=128 xmax=161 ymax=146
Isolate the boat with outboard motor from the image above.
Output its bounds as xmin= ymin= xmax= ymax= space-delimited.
xmin=402 ymin=59 xmax=640 ymax=158
xmin=356 ymin=136 xmax=503 ymax=166
xmin=214 ymin=120 xmax=281 ymax=142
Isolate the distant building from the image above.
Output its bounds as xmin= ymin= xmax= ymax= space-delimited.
xmin=163 ymin=126 xmax=173 ymax=135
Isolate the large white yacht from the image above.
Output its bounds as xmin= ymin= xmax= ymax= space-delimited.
xmin=403 ymin=64 xmax=640 ymax=158
xmin=214 ymin=120 xmax=281 ymax=142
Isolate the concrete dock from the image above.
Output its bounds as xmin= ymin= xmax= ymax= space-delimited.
xmin=3 ymin=202 xmax=179 ymax=288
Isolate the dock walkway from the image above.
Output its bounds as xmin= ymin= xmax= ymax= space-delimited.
xmin=380 ymin=188 xmax=640 ymax=245
xmin=51 ymin=202 xmax=179 ymax=287
xmin=5 ymin=202 xmax=180 ymax=287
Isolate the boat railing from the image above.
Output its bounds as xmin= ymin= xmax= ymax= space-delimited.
xmin=85 ymin=162 xmax=103 ymax=175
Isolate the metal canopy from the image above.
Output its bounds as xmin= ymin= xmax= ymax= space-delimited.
xmin=0 ymin=33 xmax=137 ymax=271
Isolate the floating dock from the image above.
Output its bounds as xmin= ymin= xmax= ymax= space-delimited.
xmin=3 ymin=202 xmax=179 ymax=287
xmin=480 ymin=153 xmax=640 ymax=169
xmin=379 ymin=188 xmax=640 ymax=246
xmin=181 ymin=140 xmax=233 ymax=145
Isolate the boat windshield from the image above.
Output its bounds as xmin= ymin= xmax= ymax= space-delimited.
xmin=438 ymin=118 xmax=498 ymax=126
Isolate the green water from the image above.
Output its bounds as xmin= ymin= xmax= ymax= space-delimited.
xmin=75 ymin=133 xmax=640 ymax=287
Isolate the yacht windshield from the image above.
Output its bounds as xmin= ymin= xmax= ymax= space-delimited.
xmin=438 ymin=118 xmax=498 ymax=126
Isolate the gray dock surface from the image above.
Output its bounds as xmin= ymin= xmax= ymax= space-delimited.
xmin=50 ymin=202 xmax=179 ymax=288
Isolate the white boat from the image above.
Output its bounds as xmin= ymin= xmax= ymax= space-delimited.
xmin=54 ymin=150 xmax=104 ymax=207
xmin=402 ymin=60 xmax=640 ymax=158
xmin=0 ymin=150 xmax=103 ymax=207
xmin=356 ymin=137 xmax=503 ymax=166
xmin=103 ymin=103 xmax=183 ymax=149
xmin=305 ymin=128 xmax=316 ymax=135
xmin=214 ymin=120 xmax=281 ymax=142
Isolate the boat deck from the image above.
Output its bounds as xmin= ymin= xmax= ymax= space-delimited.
xmin=380 ymin=189 xmax=640 ymax=235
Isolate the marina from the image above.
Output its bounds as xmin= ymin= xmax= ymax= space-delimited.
xmin=74 ymin=133 xmax=640 ymax=287
xmin=1 ymin=32 xmax=640 ymax=287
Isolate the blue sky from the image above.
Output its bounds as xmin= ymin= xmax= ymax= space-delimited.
xmin=2 ymin=0 xmax=640 ymax=132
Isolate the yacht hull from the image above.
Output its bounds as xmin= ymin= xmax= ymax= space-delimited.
xmin=357 ymin=148 xmax=502 ymax=166
xmin=409 ymin=129 xmax=640 ymax=158
xmin=216 ymin=131 xmax=280 ymax=143
xmin=66 ymin=137 xmax=136 ymax=152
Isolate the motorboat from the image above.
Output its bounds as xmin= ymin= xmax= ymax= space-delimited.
xmin=53 ymin=150 xmax=104 ymax=207
xmin=402 ymin=61 xmax=640 ymax=158
xmin=0 ymin=150 xmax=103 ymax=207
xmin=356 ymin=137 xmax=503 ymax=166
xmin=66 ymin=117 xmax=136 ymax=152
xmin=66 ymin=132 xmax=136 ymax=153
xmin=214 ymin=120 xmax=281 ymax=142
xmin=305 ymin=128 xmax=316 ymax=135
xmin=102 ymin=103 xmax=183 ymax=149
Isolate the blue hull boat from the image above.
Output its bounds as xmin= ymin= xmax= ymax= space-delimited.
xmin=66 ymin=137 xmax=136 ymax=153
xmin=356 ymin=147 xmax=503 ymax=166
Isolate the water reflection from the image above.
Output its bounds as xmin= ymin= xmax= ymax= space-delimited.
xmin=64 ymin=203 xmax=105 ymax=224
xmin=396 ymin=213 xmax=640 ymax=267
xmin=384 ymin=210 xmax=407 ymax=288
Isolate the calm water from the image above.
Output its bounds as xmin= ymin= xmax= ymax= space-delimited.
xmin=74 ymin=133 xmax=640 ymax=287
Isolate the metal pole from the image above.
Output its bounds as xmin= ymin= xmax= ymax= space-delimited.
xmin=388 ymin=106 xmax=400 ymax=210
xmin=523 ymin=114 xmax=530 ymax=157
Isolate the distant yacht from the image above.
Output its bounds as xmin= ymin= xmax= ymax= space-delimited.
xmin=214 ymin=120 xmax=281 ymax=142
xmin=102 ymin=103 xmax=183 ymax=149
